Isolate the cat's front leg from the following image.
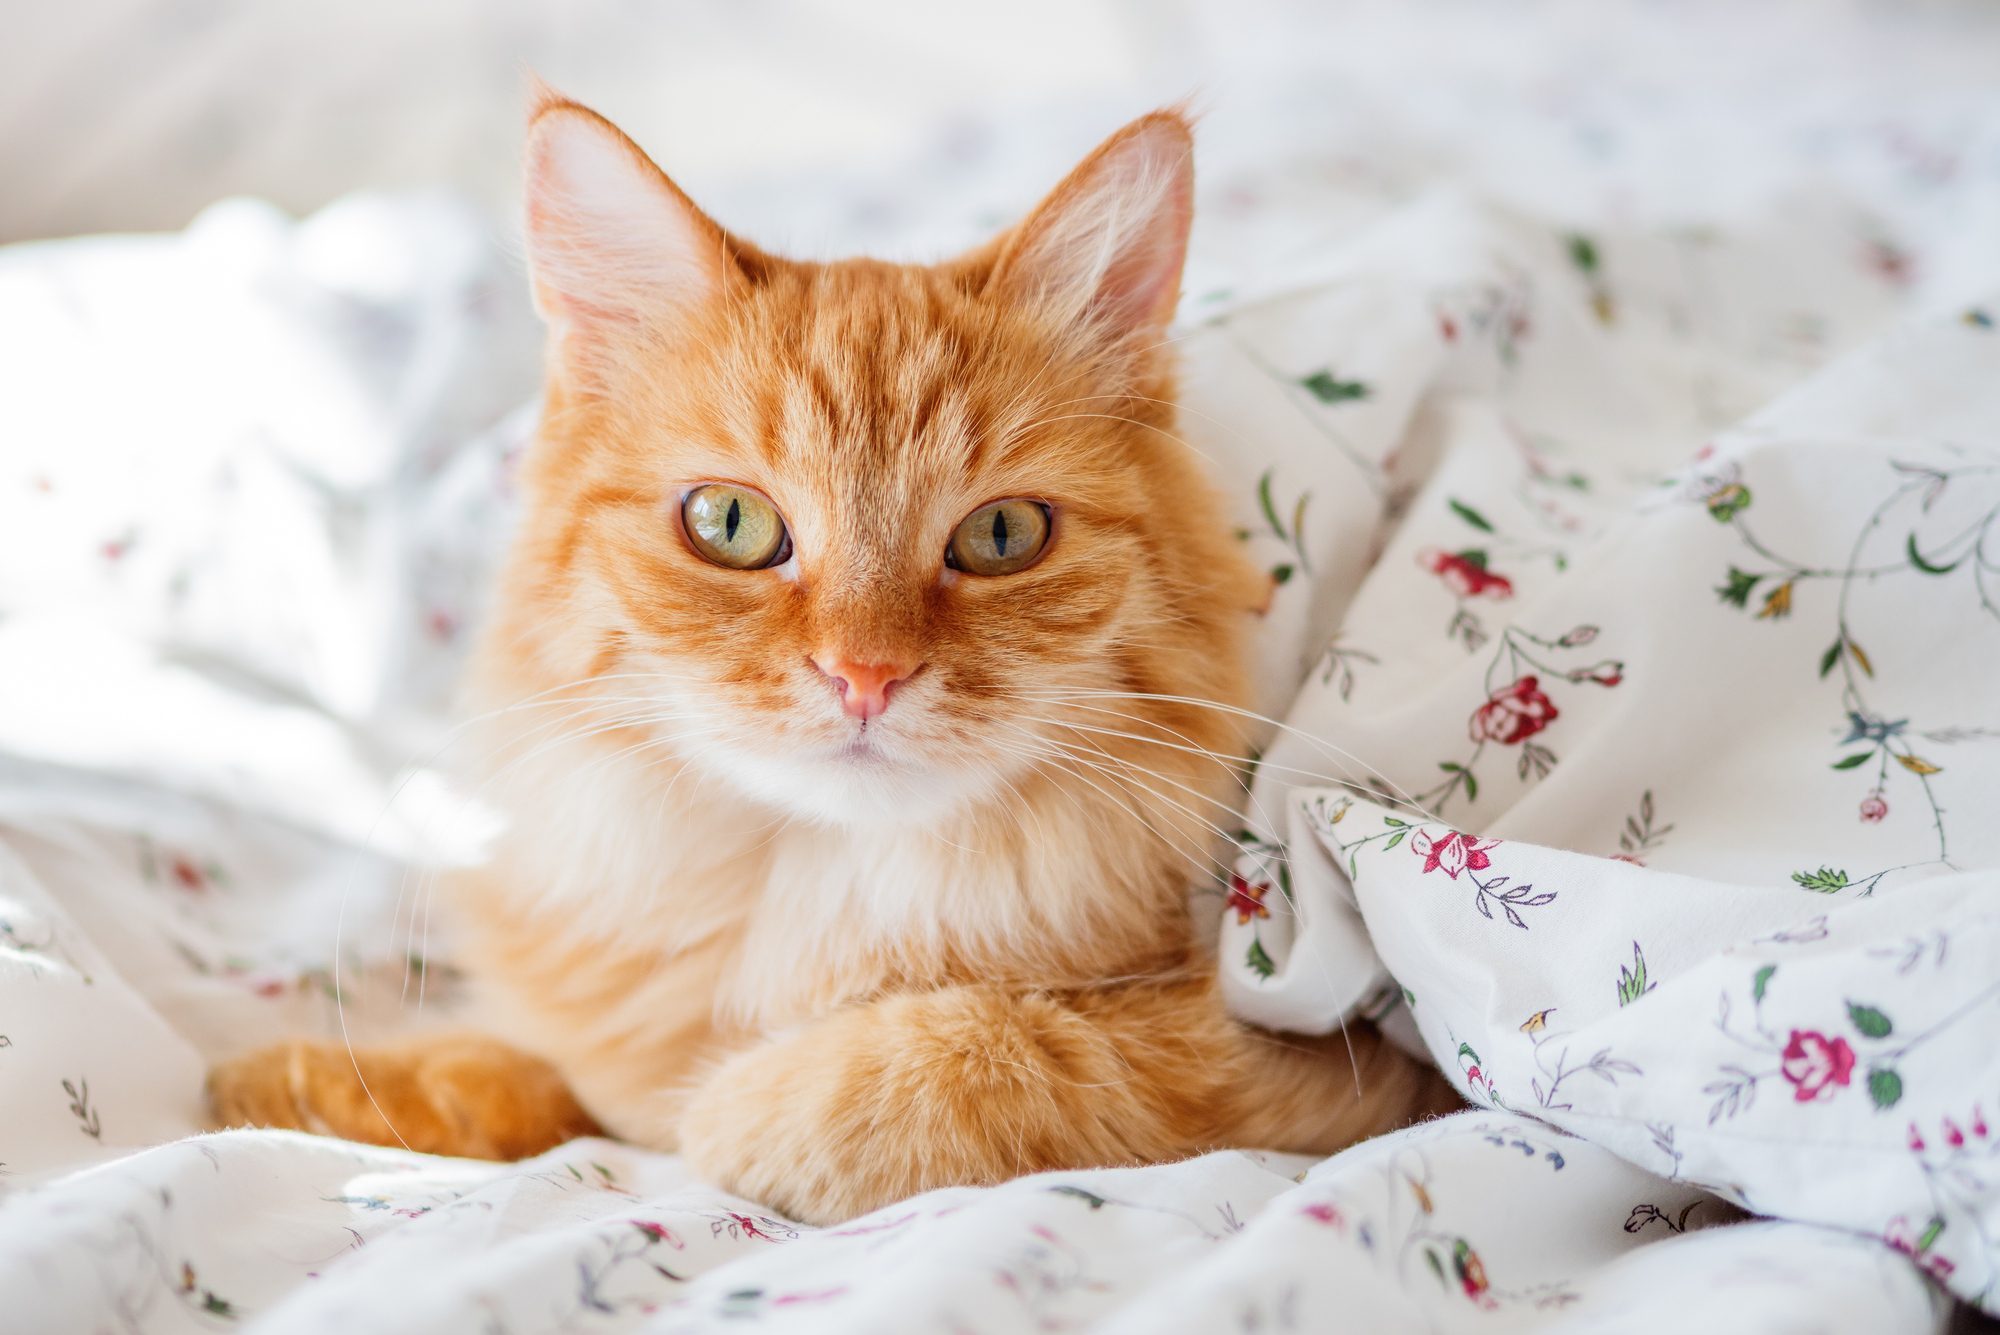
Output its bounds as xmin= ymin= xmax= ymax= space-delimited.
xmin=676 ymin=985 xmax=1150 ymax=1224
xmin=675 ymin=974 xmax=1452 ymax=1224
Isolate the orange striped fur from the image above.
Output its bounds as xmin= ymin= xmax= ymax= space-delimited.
xmin=207 ymin=90 xmax=1456 ymax=1222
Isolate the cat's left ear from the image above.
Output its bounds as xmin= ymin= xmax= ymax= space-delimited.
xmin=986 ymin=110 xmax=1194 ymax=353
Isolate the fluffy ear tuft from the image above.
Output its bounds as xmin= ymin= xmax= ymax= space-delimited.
xmin=523 ymin=88 xmax=732 ymax=346
xmin=988 ymin=111 xmax=1195 ymax=351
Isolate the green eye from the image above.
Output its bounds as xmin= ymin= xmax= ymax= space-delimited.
xmin=947 ymin=498 xmax=1051 ymax=576
xmin=683 ymin=484 xmax=789 ymax=569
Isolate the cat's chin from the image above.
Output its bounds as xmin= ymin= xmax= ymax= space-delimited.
xmin=712 ymin=741 xmax=997 ymax=829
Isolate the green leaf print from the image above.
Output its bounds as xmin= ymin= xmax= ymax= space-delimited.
xmin=1448 ymin=498 xmax=1494 ymax=533
xmin=1847 ymin=1002 xmax=1893 ymax=1039
xmin=1245 ymin=938 xmax=1276 ymax=980
xmin=1868 ymin=1067 xmax=1903 ymax=1109
xmin=1717 ymin=567 xmax=1761 ymax=609
xmin=1906 ymin=532 xmax=1962 ymax=575
xmin=1616 ymin=942 xmax=1654 ymax=1006
xmin=1566 ymin=234 xmax=1600 ymax=275
xmin=1257 ymin=471 xmax=1286 ymax=540
xmin=1299 ymin=369 xmax=1370 ymax=404
xmin=1831 ymin=753 xmax=1872 ymax=770
xmin=1752 ymin=965 xmax=1776 ymax=1003
xmin=1791 ymin=867 xmax=1849 ymax=893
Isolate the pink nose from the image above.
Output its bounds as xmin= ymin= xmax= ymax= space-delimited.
xmin=812 ymin=654 xmax=919 ymax=721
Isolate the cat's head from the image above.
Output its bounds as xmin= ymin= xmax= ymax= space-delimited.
xmin=492 ymin=89 xmax=1258 ymax=827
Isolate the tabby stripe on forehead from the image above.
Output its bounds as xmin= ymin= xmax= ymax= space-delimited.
xmin=725 ymin=498 xmax=741 ymax=542
xmin=992 ymin=507 xmax=1010 ymax=556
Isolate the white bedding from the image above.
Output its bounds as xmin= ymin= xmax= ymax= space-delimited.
xmin=5 ymin=4 xmax=2000 ymax=1330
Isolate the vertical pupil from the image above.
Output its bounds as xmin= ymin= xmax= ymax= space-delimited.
xmin=991 ymin=507 xmax=1009 ymax=557
xmin=724 ymin=497 xmax=741 ymax=543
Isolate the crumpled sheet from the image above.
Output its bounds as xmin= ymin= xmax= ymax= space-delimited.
xmin=5 ymin=11 xmax=2000 ymax=1329
xmin=1208 ymin=188 xmax=2000 ymax=1321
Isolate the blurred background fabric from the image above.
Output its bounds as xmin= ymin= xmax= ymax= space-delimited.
xmin=9 ymin=0 xmax=2000 ymax=262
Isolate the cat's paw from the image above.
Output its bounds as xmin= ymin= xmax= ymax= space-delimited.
xmin=207 ymin=1040 xmax=328 ymax=1135
xmin=675 ymin=1035 xmax=884 ymax=1225
xmin=676 ymin=988 xmax=1135 ymax=1224
xmin=207 ymin=1034 xmax=599 ymax=1159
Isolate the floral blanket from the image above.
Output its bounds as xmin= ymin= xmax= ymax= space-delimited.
xmin=1203 ymin=188 xmax=2000 ymax=1326
xmin=5 ymin=5 xmax=2000 ymax=1329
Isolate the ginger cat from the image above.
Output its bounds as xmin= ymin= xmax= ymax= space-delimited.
xmin=207 ymin=89 xmax=1456 ymax=1223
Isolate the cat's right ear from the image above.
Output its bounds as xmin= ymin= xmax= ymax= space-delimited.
xmin=523 ymin=84 xmax=735 ymax=352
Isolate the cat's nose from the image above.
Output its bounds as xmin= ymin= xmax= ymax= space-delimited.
xmin=811 ymin=653 xmax=920 ymax=722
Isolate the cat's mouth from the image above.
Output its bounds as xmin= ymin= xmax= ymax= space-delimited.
xmin=705 ymin=710 xmax=1003 ymax=825
xmin=835 ymin=734 xmax=886 ymax=763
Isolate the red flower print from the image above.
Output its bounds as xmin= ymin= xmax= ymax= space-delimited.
xmin=1300 ymin=1201 xmax=1346 ymax=1229
xmin=1420 ymin=549 xmax=1513 ymax=600
xmin=1780 ymin=1029 xmax=1856 ymax=1102
xmin=1410 ymin=830 xmax=1496 ymax=879
xmin=170 ymin=857 xmax=207 ymax=893
xmin=1227 ymin=874 xmax=1272 ymax=925
xmin=1452 ymin=1239 xmax=1495 ymax=1308
xmin=727 ymin=1212 xmax=780 ymax=1242
xmin=1886 ymin=1216 xmax=1956 ymax=1282
xmin=1865 ymin=240 xmax=1914 ymax=286
xmin=1944 ymin=1118 xmax=1965 ymax=1148
xmin=1975 ymin=1106 xmax=1989 ymax=1139
xmin=1860 ymin=791 xmax=1888 ymax=823
xmin=830 ymin=1212 xmax=918 ymax=1239
xmin=630 ymin=1220 xmax=683 ymax=1246
xmin=772 ymin=1290 xmax=848 ymax=1307
xmin=1569 ymin=660 xmax=1622 ymax=687
xmin=1469 ymin=676 xmax=1559 ymax=745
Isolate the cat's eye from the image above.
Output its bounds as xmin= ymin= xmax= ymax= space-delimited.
xmin=682 ymin=484 xmax=791 ymax=570
xmin=947 ymin=498 xmax=1052 ymax=576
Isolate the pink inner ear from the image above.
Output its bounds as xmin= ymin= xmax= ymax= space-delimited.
xmin=523 ymin=109 xmax=725 ymax=335
xmin=1083 ymin=126 xmax=1194 ymax=333
xmin=999 ymin=116 xmax=1195 ymax=345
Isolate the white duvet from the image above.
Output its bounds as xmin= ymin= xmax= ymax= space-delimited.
xmin=5 ymin=5 xmax=2000 ymax=1330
